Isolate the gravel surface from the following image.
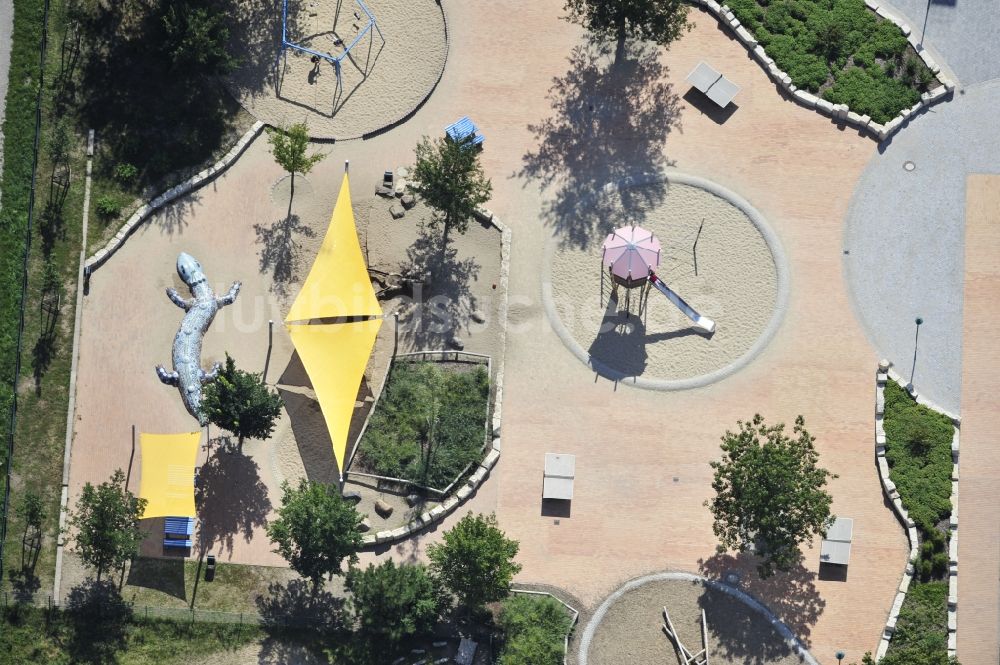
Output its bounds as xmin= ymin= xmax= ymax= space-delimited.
xmin=548 ymin=182 xmax=777 ymax=383
xmin=227 ymin=0 xmax=447 ymax=139
xmin=587 ymin=578 xmax=809 ymax=665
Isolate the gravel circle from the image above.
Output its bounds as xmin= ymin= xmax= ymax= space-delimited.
xmin=227 ymin=0 xmax=448 ymax=139
xmin=543 ymin=173 xmax=787 ymax=389
xmin=580 ymin=573 xmax=817 ymax=665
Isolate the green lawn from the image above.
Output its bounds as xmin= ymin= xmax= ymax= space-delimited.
xmin=726 ymin=0 xmax=937 ymax=123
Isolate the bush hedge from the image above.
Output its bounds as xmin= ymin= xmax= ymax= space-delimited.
xmin=357 ymin=362 xmax=489 ymax=489
xmin=881 ymin=581 xmax=953 ymax=665
xmin=499 ymin=594 xmax=573 ymax=665
xmin=726 ymin=0 xmax=937 ymax=123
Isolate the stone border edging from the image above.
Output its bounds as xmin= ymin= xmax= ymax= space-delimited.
xmin=361 ymin=208 xmax=511 ymax=546
xmin=577 ymin=571 xmax=818 ymax=665
xmin=510 ymin=588 xmax=580 ymax=665
xmin=541 ymin=171 xmax=790 ymax=391
xmin=689 ymin=0 xmax=955 ymax=140
xmin=873 ymin=359 xmax=959 ymax=660
xmin=83 ymin=121 xmax=266 ymax=274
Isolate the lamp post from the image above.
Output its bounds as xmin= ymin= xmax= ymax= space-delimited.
xmin=836 ymin=651 xmax=845 ymax=664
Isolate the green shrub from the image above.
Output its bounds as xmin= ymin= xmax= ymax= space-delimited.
xmin=882 ymin=381 xmax=953 ymax=532
xmin=823 ymin=66 xmax=921 ymax=123
xmin=499 ymin=595 xmax=573 ymax=665
xmin=883 ymin=581 xmax=949 ymax=664
xmin=357 ymin=362 xmax=489 ymax=488
xmin=114 ymin=163 xmax=138 ymax=184
xmin=94 ymin=195 xmax=123 ymax=220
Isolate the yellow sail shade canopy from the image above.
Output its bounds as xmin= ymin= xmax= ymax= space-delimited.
xmin=285 ymin=173 xmax=382 ymax=323
xmin=285 ymin=172 xmax=384 ymax=480
xmin=286 ymin=319 xmax=382 ymax=478
xmin=138 ymin=431 xmax=200 ymax=519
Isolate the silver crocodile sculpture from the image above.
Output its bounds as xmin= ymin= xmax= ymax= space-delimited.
xmin=156 ymin=252 xmax=241 ymax=424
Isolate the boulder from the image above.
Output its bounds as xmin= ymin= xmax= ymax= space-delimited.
xmin=470 ymin=309 xmax=486 ymax=324
xmin=401 ymin=193 xmax=416 ymax=209
xmin=449 ymin=337 xmax=465 ymax=350
xmin=358 ymin=518 xmax=371 ymax=533
xmin=342 ymin=491 xmax=362 ymax=504
xmin=405 ymin=493 xmax=422 ymax=507
xmin=389 ymin=205 xmax=405 ymax=220
xmin=374 ymin=499 xmax=393 ymax=518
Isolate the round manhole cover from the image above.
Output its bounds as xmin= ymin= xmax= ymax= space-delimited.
xmin=903 ymin=160 xmax=916 ymax=171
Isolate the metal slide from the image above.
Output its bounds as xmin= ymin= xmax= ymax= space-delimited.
xmin=648 ymin=271 xmax=716 ymax=334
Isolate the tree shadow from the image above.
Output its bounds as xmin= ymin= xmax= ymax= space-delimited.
xmin=195 ymin=439 xmax=272 ymax=557
xmin=519 ymin=40 xmax=682 ymax=250
xmin=256 ymin=578 xmax=348 ymax=631
xmin=697 ymin=552 xmax=825 ymax=649
xmin=154 ymin=189 xmax=202 ymax=238
xmin=124 ymin=556 xmax=187 ymax=601
xmin=397 ymin=222 xmax=481 ymax=351
xmin=696 ymin=584 xmax=796 ymax=665
xmin=254 ymin=213 xmax=316 ymax=296
xmin=63 ymin=579 xmax=133 ymax=664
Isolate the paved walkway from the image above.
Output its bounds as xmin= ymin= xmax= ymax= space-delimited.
xmin=0 ymin=0 xmax=14 ymax=194
xmin=843 ymin=79 xmax=1000 ymax=415
xmin=68 ymin=2 xmax=911 ymax=662
xmin=955 ymin=175 xmax=1000 ymax=664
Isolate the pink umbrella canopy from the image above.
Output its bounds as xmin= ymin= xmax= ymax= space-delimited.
xmin=602 ymin=225 xmax=661 ymax=283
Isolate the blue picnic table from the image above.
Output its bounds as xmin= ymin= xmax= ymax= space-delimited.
xmin=445 ymin=116 xmax=484 ymax=147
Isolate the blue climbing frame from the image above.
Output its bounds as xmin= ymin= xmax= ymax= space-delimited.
xmin=280 ymin=0 xmax=383 ymax=84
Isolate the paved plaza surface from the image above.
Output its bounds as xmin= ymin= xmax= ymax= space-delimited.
xmin=955 ymin=175 xmax=1000 ymax=664
xmin=68 ymin=1 xmax=1000 ymax=662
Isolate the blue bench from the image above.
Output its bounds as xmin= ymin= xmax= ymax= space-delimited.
xmin=163 ymin=538 xmax=192 ymax=548
xmin=164 ymin=517 xmax=195 ymax=536
xmin=445 ymin=116 xmax=484 ymax=148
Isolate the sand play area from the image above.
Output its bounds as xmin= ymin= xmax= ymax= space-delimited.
xmin=546 ymin=177 xmax=782 ymax=386
xmin=584 ymin=576 xmax=810 ymax=665
xmin=227 ymin=0 xmax=447 ymax=139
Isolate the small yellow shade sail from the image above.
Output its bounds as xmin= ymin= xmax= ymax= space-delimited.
xmin=138 ymin=431 xmax=200 ymax=519
xmin=287 ymin=318 xmax=383 ymax=478
xmin=285 ymin=173 xmax=382 ymax=323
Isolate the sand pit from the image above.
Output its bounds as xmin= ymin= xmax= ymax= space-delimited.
xmin=227 ymin=0 xmax=447 ymax=139
xmin=582 ymin=574 xmax=814 ymax=665
xmin=545 ymin=175 xmax=787 ymax=389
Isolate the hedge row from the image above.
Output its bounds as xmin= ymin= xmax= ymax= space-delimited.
xmin=727 ymin=0 xmax=937 ymax=123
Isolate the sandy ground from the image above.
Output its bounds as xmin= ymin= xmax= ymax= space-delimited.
xmin=549 ymin=182 xmax=777 ymax=382
xmin=66 ymin=1 xmax=921 ymax=662
xmin=587 ymin=579 xmax=808 ymax=665
xmin=227 ymin=0 xmax=447 ymax=139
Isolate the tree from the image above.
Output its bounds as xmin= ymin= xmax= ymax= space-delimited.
xmin=200 ymin=353 xmax=283 ymax=451
xmin=427 ymin=512 xmax=521 ymax=616
xmin=161 ymin=1 xmax=238 ymax=75
xmin=499 ymin=594 xmax=572 ymax=665
xmin=706 ymin=415 xmax=836 ymax=578
xmin=18 ymin=490 xmax=46 ymax=572
xmin=266 ymin=479 xmax=364 ymax=589
xmin=67 ymin=469 xmax=147 ymax=581
xmin=345 ymin=560 xmax=441 ymax=658
xmin=563 ymin=0 xmax=691 ymax=63
xmin=267 ymin=122 xmax=325 ymax=196
xmin=410 ymin=135 xmax=492 ymax=248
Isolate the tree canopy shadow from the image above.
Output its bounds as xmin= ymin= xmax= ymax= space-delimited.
xmin=519 ymin=40 xmax=682 ymax=250
xmin=697 ymin=551 xmax=825 ymax=649
xmin=255 ymin=578 xmax=349 ymax=663
xmin=397 ymin=222 xmax=481 ymax=351
xmin=153 ymin=189 xmax=202 ymax=238
xmin=255 ymin=213 xmax=316 ymax=296
xmin=195 ymin=439 xmax=272 ymax=557
xmin=63 ymin=579 xmax=133 ymax=664
xmin=125 ymin=556 xmax=186 ymax=601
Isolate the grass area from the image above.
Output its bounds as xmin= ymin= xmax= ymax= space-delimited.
xmin=726 ymin=0 xmax=938 ymax=123
xmin=120 ymin=557 xmax=299 ymax=613
xmin=881 ymin=581 xmax=951 ymax=665
xmin=356 ymin=362 xmax=490 ymax=490
xmin=1 ymin=601 xmax=262 ymax=665
xmin=882 ymin=381 xmax=954 ymax=664
xmin=1 ymin=0 xmax=247 ymax=599
xmin=498 ymin=594 xmax=574 ymax=665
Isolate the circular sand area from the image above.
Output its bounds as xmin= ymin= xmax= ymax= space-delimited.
xmin=580 ymin=573 xmax=815 ymax=665
xmin=227 ymin=0 xmax=447 ymax=139
xmin=544 ymin=174 xmax=787 ymax=389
